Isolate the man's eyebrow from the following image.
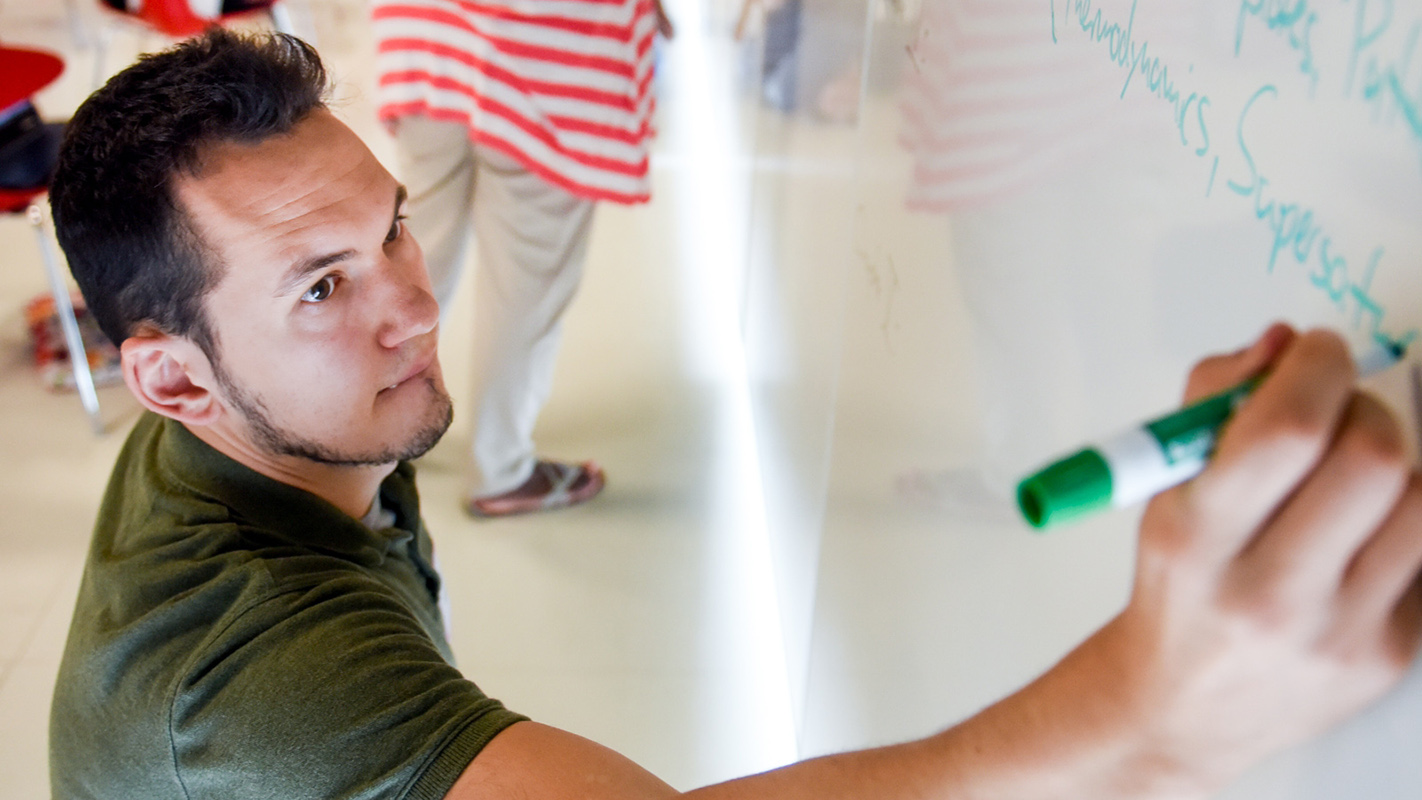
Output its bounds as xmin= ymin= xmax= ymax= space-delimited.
xmin=275 ymin=185 xmax=409 ymax=297
xmin=277 ymin=249 xmax=355 ymax=297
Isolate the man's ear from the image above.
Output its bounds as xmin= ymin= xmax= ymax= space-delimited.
xmin=119 ymin=325 xmax=222 ymax=426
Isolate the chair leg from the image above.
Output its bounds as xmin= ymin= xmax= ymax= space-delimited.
xmin=28 ymin=204 xmax=104 ymax=434
xmin=270 ymin=1 xmax=296 ymax=34
xmin=91 ymin=19 xmax=113 ymax=90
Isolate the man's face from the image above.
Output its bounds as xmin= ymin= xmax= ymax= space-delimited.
xmin=175 ymin=110 xmax=451 ymax=465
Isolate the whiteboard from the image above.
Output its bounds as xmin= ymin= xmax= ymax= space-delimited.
xmin=740 ymin=0 xmax=1422 ymax=796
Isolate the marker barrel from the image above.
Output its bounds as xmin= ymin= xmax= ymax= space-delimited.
xmin=1017 ymin=342 xmax=1403 ymax=529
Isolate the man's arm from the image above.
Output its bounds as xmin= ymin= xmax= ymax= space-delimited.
xmin=447 ymin=324 xmax=1422 ymax=800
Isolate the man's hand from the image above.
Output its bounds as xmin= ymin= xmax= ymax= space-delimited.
xmin=1087 ymin=324 xmax=1422 ymax=795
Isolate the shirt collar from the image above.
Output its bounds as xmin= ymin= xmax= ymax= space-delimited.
xmin=151 ymin=415 xmax=425 ymax=564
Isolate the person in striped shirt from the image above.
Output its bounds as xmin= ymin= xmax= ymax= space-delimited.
xmin=372 ymin=0 xmax=673 ymax=517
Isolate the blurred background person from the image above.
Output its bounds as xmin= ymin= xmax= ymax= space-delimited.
xmin=371 ymin=0 xmax=674 ymax=518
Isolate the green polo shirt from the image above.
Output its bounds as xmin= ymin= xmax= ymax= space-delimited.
xmin=50 ymin=414 xmax=526 ymax=800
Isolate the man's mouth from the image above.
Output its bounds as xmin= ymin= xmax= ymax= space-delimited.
xmin=383 ymin=351 xmax=436 ymax=392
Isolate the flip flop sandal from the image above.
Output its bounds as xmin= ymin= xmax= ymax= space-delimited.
xmin=465 ymin=459 xmax=606 ymax=519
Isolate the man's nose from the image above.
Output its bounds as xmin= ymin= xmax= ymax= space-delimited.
xmin=377 ymin=265 xmax=440 ymax=348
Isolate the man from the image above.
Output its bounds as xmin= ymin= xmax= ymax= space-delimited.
xmin=49 ymin=30 xmax=1422 ymax=800
xmin=369 ymin=0 xmax=673 ymax=517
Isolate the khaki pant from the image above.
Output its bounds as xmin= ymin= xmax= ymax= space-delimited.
xmin=394 ymin=115 xmax=595 ymax=497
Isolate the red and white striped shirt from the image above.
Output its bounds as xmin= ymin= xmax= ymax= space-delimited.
xmin=372 ymin=0 xmax=657 ymax=203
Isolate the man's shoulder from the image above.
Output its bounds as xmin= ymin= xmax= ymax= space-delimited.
xmin=50 ymin=517 xmax=392 ymax=798
xmin=50 ymin=545 xmax=464 ymax=800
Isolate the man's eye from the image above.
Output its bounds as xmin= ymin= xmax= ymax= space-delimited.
xmin=301 ymin=275 xmax=337 ymax=303
xmin=386 ymin=215 xmax=407 ymax=244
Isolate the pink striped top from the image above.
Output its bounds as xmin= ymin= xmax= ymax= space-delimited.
xmin=372 ymin=0 xmax=657 ymax=203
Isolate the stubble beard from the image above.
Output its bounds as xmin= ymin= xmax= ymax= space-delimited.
xmin=214 ymin=362 xmax=454 ymax=467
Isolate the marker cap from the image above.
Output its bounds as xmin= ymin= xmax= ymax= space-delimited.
xmin=1017 ymin=449 xmax=1112 ymax=529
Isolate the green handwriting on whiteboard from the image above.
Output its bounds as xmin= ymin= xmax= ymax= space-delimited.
xmin=1236 ymin=0 xmax=1321 ymax=93
xmin=1050 ymin=0 xmax=1214 ymax=156
xmin=1346 ymin=0 xmax=1422 ymax=147
xmin=1049 ymin=0 xmax=1418 ymax=352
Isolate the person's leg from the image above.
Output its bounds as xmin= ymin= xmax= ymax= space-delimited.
xmin=465 ymin=146 xmax=600 ymax=511
xmin=392 ymin=115 xmax=476 ymax=310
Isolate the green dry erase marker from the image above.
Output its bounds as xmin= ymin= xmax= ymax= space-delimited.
xmin=1017 ymin=342 xmax=1407 ymax=530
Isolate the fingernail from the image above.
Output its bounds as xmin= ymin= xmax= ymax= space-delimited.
xmin=1255 ymin=322 xmax=1295 ymax=360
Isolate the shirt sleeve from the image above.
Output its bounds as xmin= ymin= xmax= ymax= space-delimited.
xmin=167 ymin=573 xmax=527 ymax=800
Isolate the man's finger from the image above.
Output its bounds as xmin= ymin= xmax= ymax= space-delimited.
xmin=1228 ymin=393 xmax=1409 ymax=604
xmin=1180 ymin=329 xmax=1356 ymax=558
xmin=1182 ymin=322 xmax=1295 ymax=404
xmin=1338 ymin=475 xmax=1422 ymax=637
